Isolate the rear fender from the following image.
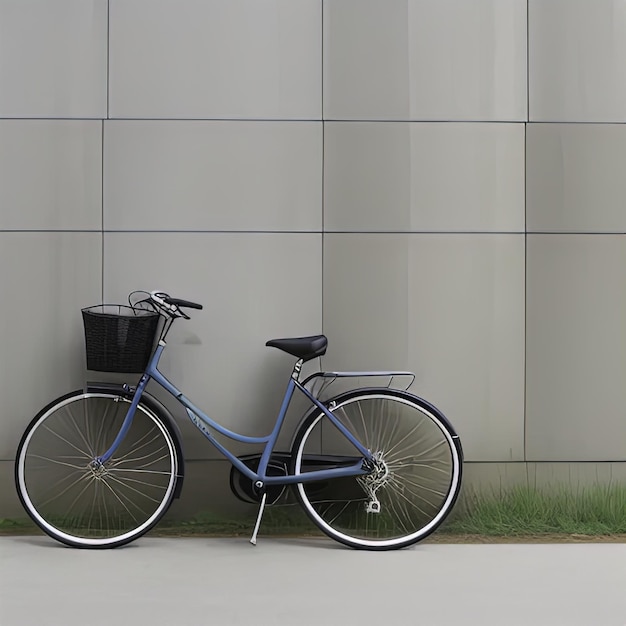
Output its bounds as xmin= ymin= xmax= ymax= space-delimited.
xmin=290 ymin=387 xmax=464 ymax=462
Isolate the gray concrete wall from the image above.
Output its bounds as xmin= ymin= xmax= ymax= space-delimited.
xmin=1 ymin=0 xmax=625 ymax=519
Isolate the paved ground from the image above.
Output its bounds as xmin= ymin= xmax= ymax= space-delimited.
xmin=1 ymin=536 xmax=625 ymax=626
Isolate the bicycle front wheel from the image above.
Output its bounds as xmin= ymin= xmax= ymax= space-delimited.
xmin=15 ymin=391 xmax=179 ymax=548
xmin=292 ymin=389 xmax=462 ymax=550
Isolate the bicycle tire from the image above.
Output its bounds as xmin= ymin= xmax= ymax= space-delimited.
xmin=15 ymin=390 xmax=180 ymax=548
xmin=291 ymin=388 xmax=462 ymax=550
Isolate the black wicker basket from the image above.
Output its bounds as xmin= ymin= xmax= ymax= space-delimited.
xmin=82 ymin=305 xmax=160 ymax=373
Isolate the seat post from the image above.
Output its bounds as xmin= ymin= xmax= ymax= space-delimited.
xmin=291 ymin=359 xmax=304 ymax=381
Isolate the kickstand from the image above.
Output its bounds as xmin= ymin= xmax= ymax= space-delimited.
xmin=250 ymin=492 xmax=267 ymax=546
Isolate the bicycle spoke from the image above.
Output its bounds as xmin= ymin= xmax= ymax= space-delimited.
xmin=378 ymin=410 xmax=402 ymax=456
xmin=381 ymin=422 xmax=424 ymax=459
xmin=355 ymin=402 xmax=370 ymax=450
xmin=93 ymin=399 xmax=115 ymax=456
xmin=386 ymin=477 xmax=433 ymax=517
xmin=384 ymin=494 xmax=413 ymax=535
xmin=101 ymin=479 xmax=110 ymax=532
xmin=327 ymin=501 xmax=352 ymax=526
xmin=99 ymin=479 xmax=142 ymax=525
xmin=36 ymin=472 xmax=91 ymax=509
xmin=31 ymin=469 xmax=87 ymax=503
xmin=110 ymin=432 xmax=164 ymax=465
xmin=105 ymin=474 xmax=162 ymax=504
xmin=66 ymin=404 xmax=95 ymax=459
xmin=387 ymin=437 xmax=448 ymax=465
xmin=57 ymin=475 xmax=97 ymax=523
xmin=388 ymin=454 xmax=452 ymax=473
xmin=84 ymin=398 xmax=94 ymax=458
xmin=42 ymin=424 xmax=92 ymax=459
xmin=110 ymin=446 xmax=169 ymax=469
xmin=115 ymin=426 xmax=159 ymax=456
xmin=307 ymin=497 xmax=367 ymax=505
xmin=107 ymin=467 xmax=173 ymax=476
xmin=105 ymin=473 xmax=169 ymax=491
xmin=27 ymin=454 xmax=86 ymax=471
xmin=393 ymin=473 xmax=449 ymax=499
xmin=104 ymin=478 xmax=154 ymax=519
xmin=387 ymin=476 xmax=444 ymax=514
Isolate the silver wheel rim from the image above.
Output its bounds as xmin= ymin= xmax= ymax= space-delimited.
xmin=17 ymin=393 xmax=177 ymax=546
xmin=295 ymin=393 xmax=461 ymax=548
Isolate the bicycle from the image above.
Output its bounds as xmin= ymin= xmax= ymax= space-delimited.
xmin=15 ymin=290 xmax=463 ymax=550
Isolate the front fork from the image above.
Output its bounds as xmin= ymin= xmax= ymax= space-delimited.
xmin=94 ymin=375 xmax=149 ymax=465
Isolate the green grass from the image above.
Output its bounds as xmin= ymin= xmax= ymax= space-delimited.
xmin=148 ymin=484 xmax=626 ymax=538
xmin=3 ymin=485 xmax=626 ymax=539
xmin=440 ymin=484 xmax=626 ymax=537
xmin=0 ymin=506 xmax=320 ymax=538
xmin=0 ymin=518 xmax=39 ymax=535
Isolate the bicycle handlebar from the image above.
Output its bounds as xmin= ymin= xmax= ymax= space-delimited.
xmin=163 ymin=296 xmax=203 ymax=310
xmin=149 ymin=291 xmax=203 ymax=318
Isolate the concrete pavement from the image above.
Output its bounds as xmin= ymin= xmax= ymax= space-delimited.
xmin=1 ymin=536 xmax=625 ymax=626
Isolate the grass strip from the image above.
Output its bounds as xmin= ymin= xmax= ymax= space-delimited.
xmin=440 ymin=484 xmax=626 ymax=537
xmin=3 ymin=484 xmax=626 ymax=540
xmin=0 ymin=518 xmax=39 ymax=535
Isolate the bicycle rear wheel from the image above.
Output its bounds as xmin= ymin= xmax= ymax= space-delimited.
xmin=291 ymin=388 xmax=462 ymax=550
xmin=15 ymin=391 xmax=179 ymax=548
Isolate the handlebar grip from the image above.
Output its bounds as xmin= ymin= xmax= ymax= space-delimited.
xmin=163 ymin=297 xmax=203 ymax=310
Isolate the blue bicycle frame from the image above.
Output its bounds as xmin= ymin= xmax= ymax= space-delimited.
xmin=97 ymin=339 xmax=374 ymax=486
